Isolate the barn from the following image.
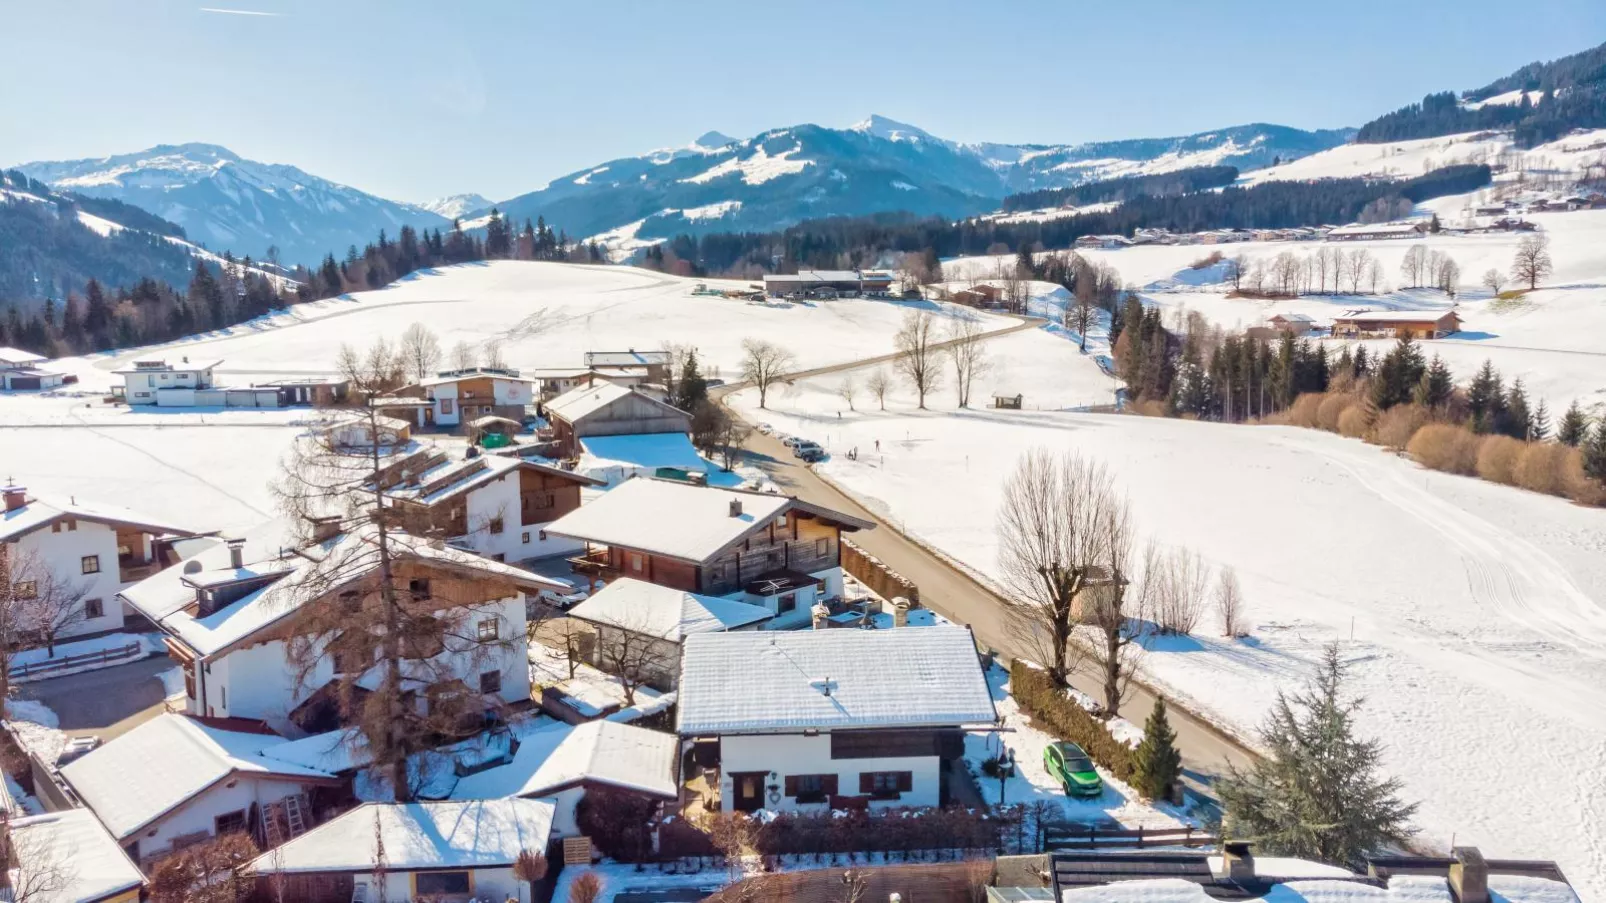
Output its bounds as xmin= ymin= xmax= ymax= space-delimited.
xmin=543 ymin=381 xmax=693 ymax=457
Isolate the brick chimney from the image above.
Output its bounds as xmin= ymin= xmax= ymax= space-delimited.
xmin=2 ymin=485 xmax=25 ymax=512
xmin=811 ymin=602 xmax=830 ymax=630
xmin=728 ymin=498 xmax=743 ymax=518
xmin=226 ymin=538 xmax=245 ymax=570
xmin=1449 ymin=847 xmax=1489 ymax=903
xmin=1220 ymin=841 xmax=1256 ymax=882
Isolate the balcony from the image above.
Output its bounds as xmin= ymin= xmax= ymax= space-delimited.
xmin=567 ymin=546 xmax=615 ymax=577
xmin=118 ymin=560 xmax=155 ymax=584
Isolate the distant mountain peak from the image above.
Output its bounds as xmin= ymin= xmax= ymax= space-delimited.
xmin=421 ymin=193 xmax=493 ymax=219
xmin=693 ymin=130 xmax=737 ymax=150
xmin=849 ymin=114 xmax=937 ymax=142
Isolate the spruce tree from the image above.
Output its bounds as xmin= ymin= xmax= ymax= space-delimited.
xmin=1503 ymin=379 xmax=1532 ymax=440
xmin=1558 ymin=401 xmax=1588 ymax=446
xmin=1465 ymin=360 xmax=1503 ymax=434
xmin=1412 ymin=355 xmax=1454 ymax=409
xmin=675 ymin=349 xmax=709 ymax=412
xmin=1132 ymin=697 xmax=1182 ymax=802
xmin=1584 ymin=422 xmax=1606 ymax=485
xmin=1217 ymin=643 xmax=1417 ymax=868
xmin=1530 ymin=399 xmax=1551 ymax=442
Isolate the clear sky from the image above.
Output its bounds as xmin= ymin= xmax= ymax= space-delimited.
xmin=4 ymin=1 xmax=1603 ymax=204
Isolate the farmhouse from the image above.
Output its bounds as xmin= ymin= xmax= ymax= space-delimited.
xmin=245 ymin=799 xmax=555 ymax=903
xmin=1331 ymin=310 xmax=1461 ymax=339
xmin=452 ymin=718 xmax=680 ymax=837
xmin=568 ymin=577 xmax=774 ymax=687
xmin=378 ymin=445 xmax=603 ymax=562
xmin=314 ymin=412 xmax=412 ymax=450
xmin=583 ymin=349 xmax=673 ymax=383
xmin=1 ymin=484 xmax=197 ymax=639
xmin=111 ymin=358 xmax=228 ymax=406
xmin=1325 ymin=221 xmax=1429 ymax=241
xmin=526 ymin=366 xmax=598 ymax=399
xmin=58 ymin=713 xmax=342 ymax=869
xmin=676 ymin=625 xmax=996 ymax=813
xmin=546 ymin=478 xmax=874 ymax=628
xmin=543 ymin=381 xmax=693 ymax=458
xmin=4 ymin=807 xmax=146 ymax=902
xmin=763 ymin=270 xmax=893 ymax=298
xmin=1267 ymin=312 xmax=1316 ymax=335
xmin=119 ymin=521 xmax=563 ymax=727
xmin=402 ymin=366 xmax=536 ymax=430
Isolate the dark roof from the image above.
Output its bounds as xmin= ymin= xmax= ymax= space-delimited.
xmin=744 ymin=567 xmax=822 ymax=596
xmin=1050 ymin=852 xmax=1381 ymax=901
xmin=1366 ymin=855 xmax=1572 ymax=886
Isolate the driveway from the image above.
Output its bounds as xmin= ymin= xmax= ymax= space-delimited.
xmin=16 ymin=655 xmax=174 ymax=741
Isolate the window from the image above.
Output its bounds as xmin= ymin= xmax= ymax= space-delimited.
xmin=12 ymin=581 xmax=36 ymax=600
xmin=408 ymin=578 xmax=431 ymax=600
xmin=332 ymin=644 xmax=370 ymax=675
xmin=774 ymin=515 xmax=788 ymax=529
xmin=415 ymin=872 xmax=472 ymax=896
xmin=521 ymin=531 xmax=531 ymax=544
xmin=488 ymin=516 xmax=504 ymax=535
xmin=440 ymin=399 xmax=454 ymax=415
xmin=860 ymin=770 xmax=912 ymax=799
xmin=477 ymin=618 xmax=499 ymax=640
xmin=778 ymin=593 xmax=797 ymax=614
xmin=83 ymin=598 xmax=104 ymax=620
xmin=785 ymin=773 xmax=836 ymax=804
xmin=339 ymin=590 xmax=362 ymax=613
xmin=479 ymin=670 xmax=502 ymax=694
xmin=815 ymin=538 xmax=829 ymax=557
xmin=628 ymin=552 xmax=645 ymax=573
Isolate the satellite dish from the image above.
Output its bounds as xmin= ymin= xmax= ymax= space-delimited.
xmin=183 ymin=560 xmax=203 ymax=574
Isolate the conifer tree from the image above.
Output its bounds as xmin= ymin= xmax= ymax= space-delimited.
xmin=1530 ymin=398 xmax=1551 ymax=442
xmin=1412 ymin=355 xmax=1454 ymax=409
xmin=1584 ymin=421 xmax=1606 ymax=485
xmin=1465 ymin=360 xmax=1503 ymax=434
xmin=1217 ymin=643 xmax=1417 ymax=867
xmin=1132 ymin=697 xmax=1182 ymax=802
xmin=1558 ymin=401 xmax=1589 ymax=446
xmin=675 ymin=349 xmax=709 ymax=412
xmin=1503 ymin=379 xmax=1532 ymax=440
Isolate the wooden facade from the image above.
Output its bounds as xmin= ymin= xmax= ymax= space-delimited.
xmin=575 ymin=510 xmax=845 ymax=595
xmin=549 ymin=390 xmax=693 ymax=457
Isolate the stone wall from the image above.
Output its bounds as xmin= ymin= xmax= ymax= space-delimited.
xmin=842 ymin=538 xmax=919 ymax=604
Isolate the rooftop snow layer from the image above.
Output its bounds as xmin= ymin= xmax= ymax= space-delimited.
xmin=568 ymin=577 xmax=773 ymax=641
xmin=452 ymin=719 xmax=678 ymax=801
xmin=246 ymin=799 xmax=556 ymax=874
xmin=544 ymin=478 xmax=789 ymax=562
xmin=676 ymin=625 xmax=996 ymax=734
xmin=0 ymin=492 xmax=196 ymax=544
xmin=8 ymin=808 xmax=145 ymax=903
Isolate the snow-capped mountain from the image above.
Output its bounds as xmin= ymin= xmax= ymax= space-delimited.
xmin=16 ymin=143 xmax=450 ymax=266
xmin=492 ymin=115 xmax=1353 ymax=252
xmin=420 ymin=193 xmax=493 ymax=219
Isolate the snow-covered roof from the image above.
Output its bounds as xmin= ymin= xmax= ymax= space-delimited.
xmin=7 ymin=808 xmax=145 ymax=903
xmin=677 ymin=625 xmax=996 ymax=735
xmin=545 ymin=381 xmax=686 ymax=425
xmin=763 ymin=270 xmax=892 ymax=283
xmin=1056 ymin=874 xmax=1580 ymax=903
xmin=546 ymin=477 xmax=869 ymax=564
xmin=246 ymin=799 xmax=555 ymax=875
xmin=1326 ymin=221 xmax=1426 ymax=237
xmin=417 ymin=368 xmax=534 ymax=387
xmin=452 ymin=719 xmax=679 ymax=801
xmin=569 ymin=577 xmax=773 ymax=641
xmin=0 ymin=492 xmax=195 ymax=544
xmin=1334 ymin=310 xmax=1458 ymax=323
xmin=382 ymin=452 xmax=599 ymax=507
xmin=584 ymin=350 xmax=672 ymax=368
xmin=120 ymin=521 xmax=566 ymax=658
xmin=580 ymin=432 xmax=719 ymax=479
xmin=59 ymin=714 xmax=337 ymax=840
xmin=0 ymin=346 xmax=47 ymax=365
xmin=110 ymin=358 xmax=222 ymax=374
xmin=1270 ymin=313 xmax=1316 ymax=323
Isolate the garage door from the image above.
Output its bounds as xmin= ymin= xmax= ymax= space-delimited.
xmin=7 ymin=377 xmax=40 ymax=390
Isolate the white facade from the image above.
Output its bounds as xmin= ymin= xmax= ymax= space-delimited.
xmin=715 ymin=733 xmax=941 ymax=813
xmin=187 ymin=595 xmax=533 ymax=724
xmin=116 ymin=361 xmax=221 ymax=406
xmin=425 ymin=375 xmax=534 ymax=427
xmin=7 ymin=519 xmax=151 ymax=638
xmin=729 ymin=565 xmax=842 ymax=630
xmin=351 ymin=866 xmax=528 ymax=903
xmin=1 ymin=368 xmax=66 ymax=390
xmin=450 ymin=467 xmax=582 ymax=563
xmin=123 ymin=774 xmax=314 ymax=865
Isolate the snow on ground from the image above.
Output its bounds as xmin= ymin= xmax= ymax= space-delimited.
xmin=9 ymin=633 xmax=163 ymax=683
xmin=1239 ymin=129 xmax=1606 ymax=186
xmin=4 ymin=699 xmax=68 ymax=768
xmin=730 ymin=371 xmax=1606 ymax=898
xmin=529 ymin=641 xmax=665 ymax=718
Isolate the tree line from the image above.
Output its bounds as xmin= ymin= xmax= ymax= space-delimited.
xmin=999 ymin=165 xmax=1239 ymax=213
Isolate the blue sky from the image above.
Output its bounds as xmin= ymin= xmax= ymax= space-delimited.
xmin=3 ymin=1 xmax=1602 ymax=203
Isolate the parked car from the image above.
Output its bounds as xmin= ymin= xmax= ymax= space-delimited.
xmin=780 ymin=435 xmax=802 ymax=448
xmin=537 ymin=587 xmax=590 ymax=610
xmin=794 ymin=442 xmax=825 ymax=463
xmin=1043 ymin=741 xmax=1103 ymax=797
xmin=755 ymin=422 xmax=775 ymax=435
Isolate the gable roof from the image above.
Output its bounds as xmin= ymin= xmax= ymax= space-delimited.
xmin=246 ymin=799 xmax=555 ymax=875
xmin=545 ymin=381 xmax=689 ymax=426
xmin=110 ymin=358 xmax=222 ymax=375
xmin=584 ymin=350 xmax=672 ymax=368
xmin=0 ymin=346 xmax=47 ymax=366
xmin=544 ymin=477 xmax=872 ymax=564
xmin=569 ymin=577 xmax=773 ymax=642
xmin=8 ymin=808 xmax=145 ymax=903
xmin=382 ymin=451 xmax=601 ymax=508
xmin=59 ymin=714 xmax=337 ymax=840
xmin=1334 ymin=310 xmax=1459 ymax=324
xmin=0 ymin=492 xmax=196 ymax=544
xmin=452 ymin=719 xmax=679 ymax=801
xmin=677 ymin=625 xmax=996 ymax=735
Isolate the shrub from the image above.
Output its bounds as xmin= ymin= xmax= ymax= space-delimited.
xmin=1476 ymin=435 xmax=1525 ymax=485
xmin=1408 ymin=423 xmax=1483 ymax=476
xmin=1370 ymin=403 xmax=1431 ymax=450
xmin=1286 ymin=393 xmax=1326 ymax=429
xmin=1513 ymin=442 xmax=1569 ymax=497
xmin=575 ymin=785 xmax=657 ymax=861
xmin=1317 ymin=394 xmax=1352 ymax=432
xmin=1562 ymin=446 xmax=1606 ymax=506
xmin=569 ymin=871 xmax=604 ymax=903
xmin=1337 ymin=403 xmax=1372 ymax=438
xmin=1009 ymin=661 xmax=1136 ymax=781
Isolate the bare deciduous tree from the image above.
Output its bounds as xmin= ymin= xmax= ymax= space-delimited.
xmin=449 ymin=339 xmax=477 ymax=371
xmin=893 ymin=309 xmax=943 ymax=409
xmin=4 ymin=547 xmax=92 ymax=658
xmin=592 ymin=614 xmax=677 ymax=706
xmin=1511 ymin=233 xmax=1553 ymax=290
xmin=739 ymin=338 xmax=796 ymax=409
xmin=866 ymin=369 xmax=892 ymax=410
xmin=996 ymin=450 xmax=1118 ymax=687
xmin=2 ymin=818 xmax=71 ymax=903
xmin=945 ymin=315 xmax=991 ymax=408
xmin=1084 ymin=497 xmax=1148 ymax=716
xmin=482 ymin=339 xmax=509 ymax=371
xmin=149 ymin=832 xmax=258 ymax=903
xmin=1482 ymin=268 xmax=1507 ymax=296
xmin=399 ymin=323 xmax=441 ymax=382
xmin=1149 ymin=545 xmax=1211 ymax=636
xmin=569 ymin=870 xmax=605 ymax=903
xmin=1216 ymin=566 xmax=1245 ymax=637
xmin=835 ymin=374 xmax=858 ymax=412
xmin=1400 ymin=245 xmax=1427 ymax=289
xmin=1345 ymin=249 xmax=1372 ymax=294
xmin=1070 ymin=285 xmax=1098 ymax=351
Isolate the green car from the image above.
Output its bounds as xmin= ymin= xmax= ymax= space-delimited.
xmin=1044 ymin=742 xmax=1103 ymax=798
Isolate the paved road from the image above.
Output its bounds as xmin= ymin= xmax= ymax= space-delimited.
xmin=16 ymin=655 xmax=173 ymax=741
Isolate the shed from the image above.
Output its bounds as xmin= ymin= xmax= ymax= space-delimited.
xmin=466 ymin=414 xmax=524 ymax=446
xmin=992 ymin=392 xmax=1023 ymax=410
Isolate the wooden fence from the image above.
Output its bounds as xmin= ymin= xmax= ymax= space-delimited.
xmin=8 ymin=641 xmax=144 ymax=681
xmin=1041 ymin=822 xmax=1218 ymax=851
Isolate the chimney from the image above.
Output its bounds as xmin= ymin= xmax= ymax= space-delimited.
xmin=2 ymin=485 xmax=25 ymax=512
xmin=811 ymin=602 xmax=831 ymax=630
xmin=226 ymin=538 xmax=245 ymax=570
xmin=1221 ymin=841 xmax=1255 ymax=882
xmin=728 ymin=498 xmax=743 ymax=518
xmin=1449 ymin=847 xmax=1489 ymax=903
xmin=891 ymin=597 xmax=910 ymax=628
xmin=310 ymin=515 xmax=342 ymax=543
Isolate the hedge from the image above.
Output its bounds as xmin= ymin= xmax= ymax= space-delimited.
xmin=1009 ymin=660 xmax=1136 ymax=781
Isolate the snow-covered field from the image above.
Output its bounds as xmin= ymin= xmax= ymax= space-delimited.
xmin=731 ymin=360 xmax=1606 ymax=897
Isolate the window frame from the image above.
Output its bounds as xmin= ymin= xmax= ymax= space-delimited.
xmin=477 ymin=618 xmax=499 ymax=641
xmin=83 ymin=597 xmax=105 ymax=620
xmin=81 ymin=554 xmax=101 ymax=575
xmin=479 ymin=670 xmax=502 ymax=695
xmin=213 ymin=809 xmax=248 ymax=836
xmin=413 ymin=870 xmax=473 ymax=896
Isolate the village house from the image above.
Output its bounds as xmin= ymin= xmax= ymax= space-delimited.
xmin=57 ymin=713 xmax=343 ymax=869
xmin=546 ymin=478 xmax=875 ymax=627
xmin=252 ymin=376 xmax=350 ymax=407
xmin=118 ymin=522 xmax=563 ymax=730
xmin=526 ymin=366 xmax=599 ymax=399
xmin=377 ymin=445 xmax=602 ymax=562
xmin=1331 ymin=310 xmax=1462 ymax=339
xmin=245 ymin=799 xmax=554 ymax=903
xmin=567 ymin=577 xmax=774 ymax=688
xmin=110 ymin=358 xmax=230 ymax=406
xmin=402 ymin=366 xmax=536 ymax=431
xmin=0 ymin=346 xmax=68 ymax=391
xmin=676 ymin=625 xmax=996 ymax=814
xmin=3 ymin=807 xmax=146 ymax=902
xmin=451 ymin=718 xmax=680 ymax=837
xmin=314 ymin=412 xmax=413 ymax=450
xmin=1 ymin=484 xmax=197 ymax=639
xmin=543 ymin=381 xmax=694 ymax=458
xmin=762 ymin=270 xmax=893 ymax=298
xmin=583 ymin=349 xmax=674 ymax=384
xmin=1325 ymin=221 xmax=1429 ymax=241
xmin=1075 ymin=234 xmax=1131 ymax=250
xmin=1267 ymin=313 xmax=1316 ymax=336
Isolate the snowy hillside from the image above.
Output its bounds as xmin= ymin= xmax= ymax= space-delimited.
xmin=16 ymin=143 xmax=451 ymax=267
xmin=491 ymin=116 xmax=1350 ymax=254
xmin=1242 ymin=127 xmax=1606 ymax=187
xmin=420 ymin=193 xmax=493 ymax=219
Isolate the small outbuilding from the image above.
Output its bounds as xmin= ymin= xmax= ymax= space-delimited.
xmin=1331 ymin=310 xmax=1461 ymax=339
xmin=992 ymin=392 xmax=1023 ymax=410
xmin=543 ymin=382 xmax=693 ymax=457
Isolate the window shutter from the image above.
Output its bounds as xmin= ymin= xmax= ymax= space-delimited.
xmin=859 ymin=772 xmax=874 ymax=794
xmin=898 ymin=771 xmax=913 ymax=792
xmin=824 ymin=774 xmax=839 ymax=796
xmin=785 ymin=776 xmax=798 ymax=797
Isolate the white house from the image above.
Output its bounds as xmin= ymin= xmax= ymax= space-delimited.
xmin=676 ymin=625 xmax=996 ymax=813
xmin=5 ymin=807 xmax=146 ymax=902
xmin=119 ymin=521 xmax=564 ymax=729
xmin=110 ymin=358 xmax=226 ymax=406
xmin=452 ymin=719 xmax=679 ymax=837
xmin=1 ymin=484 xmax=196 ymax=639
xmin=410 ymin=367 xmax=536 ymax=429
xmin=58 ymin=713 xmax=341 ymax=869
xmin=245 ymin=799 xmax=554 ymax=903
xmin=0 ymin=347 xmax=67 ymax=391
xmin=567 ymin=577 xmax=772 ymax=687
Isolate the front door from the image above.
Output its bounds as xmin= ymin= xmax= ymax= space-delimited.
xmin=732 ymin=771 xmax=767 ymax=812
